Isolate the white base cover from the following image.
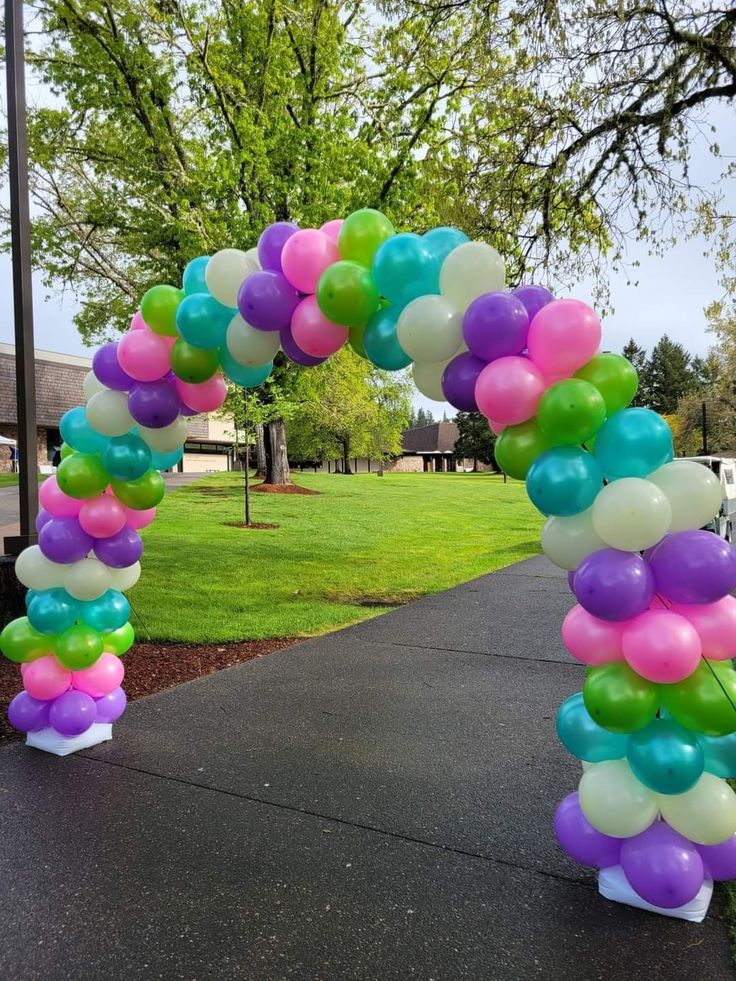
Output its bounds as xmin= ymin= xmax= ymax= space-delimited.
xmin=598 ymin=865 xmax=713 ymax=923
xmin=26 ymin=723 xmax=113 ymax=756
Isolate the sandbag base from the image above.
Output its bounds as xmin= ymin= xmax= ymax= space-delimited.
xmin=26 ymin=723 xmax=113 ymax=757
xmin=598 ymin=865 xmax=713 ymax=923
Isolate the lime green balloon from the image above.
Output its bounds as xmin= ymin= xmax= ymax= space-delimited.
xmin=662 ymin=661 xmax=736 ymax=737
xmin=140 ymin=285 xmax=182 ymax=336
xmin=55 ymin=624 xmax=104 ymax=670
xmin=575 ymin=353 xmax=639 ymax=415
xmin=171 ymin=339 xmax=220 ymax=383
xmin=338 ymin=208 xmax=395 ymax=266
xmin=56 ymin=452 xmax=109 ymax=499
xmin=316 ymin=261 xmax=380 ymax=328
xmin=494 ymin=419 xmax=552 ymax=481
xmin=111 ymin=469 xmax=165 ymax=510
xmin=104 ymin=621 xmax=135 ymax=656
xmin=0 ymin=617 xmax=53 ymax=663
xmin=537 ymin=379 xmax=607 ymax=445
xmin=583 ymin=662 xmax=659 ymax=734
xmin=349 ymin=322 xmax=368 ymax=359
xmin=60 ymin=442 xmax=75 ymax=460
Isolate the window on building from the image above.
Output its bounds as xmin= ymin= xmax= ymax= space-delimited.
xmin=46 ymin=428 xmax=61 ymax=462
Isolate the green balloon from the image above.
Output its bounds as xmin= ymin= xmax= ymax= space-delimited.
xmin=171 ymin=339 xmax=220 ymax=383
xmin=661 ymin=661 xmax=736 ymax=737
xmin=140 ymin=284 xmax=182 ymax=337
xmin=56 ymin=452 xmax=109 ymax=499
xmin=0 ymin=617 xmax=53 ymax=663
xmin=104 ymin=622 xmax=135 ymax=656
xmin=575 ymin=353 xmax=639 ymax=415
xmin=111 ymin=469 xmax=165 ymax=510
xmin=338 ymin=208 xmax=395 ymax=267
xmin=55 ymin=624 xmax=104 ymax=670
xmin=583 ymin=662 xmax=659 ymax=734
xmin=494 ymin=419 xmax=552 ymax=481
xmin=60 ymin=442 xmax=75 ymax=460
xmin=316 ymin=261 xmax=380 ymax=328
xmin=349 ymin=322 xmax=368 ymax=359
xmin=537 ymin=379 xmax=607 ymax=445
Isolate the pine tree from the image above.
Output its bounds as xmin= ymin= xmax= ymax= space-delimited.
xmin=622 ymin=339 xmax=649 ymax=407
xmin=453 ymin=413 xmax=496 ymax=470
xmin=645 ymin=335 xmax=694 ymax=414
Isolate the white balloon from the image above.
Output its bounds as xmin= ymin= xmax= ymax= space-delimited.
xmin=439 ymin=241 xmax=505 ymax=311
xmin=85 ymin=390 xmax=134 ymax=437
xmin=396 ymin=296 xmax=462 ymax=363
xmin=226 ymin=313 xmax=280 ymax=367
xmin=592 ymin=478 xmax=671 ymax=552
xmin=244 ymin=247 xmax=260 ymax=269
xmin=412 ymin=359 xmax=450 ymax=402
xmin=138 ymin=417 xmax=189 ymax=453
xmin=109 ymin=561 xmax=142 ymax=592
xmin=658 ymin=773 xmax=736 ymax=845
xmin=14 ymin=545 xmax=64 ymax=590
xmin=648 ymin=460 xmax=722 ymax=533
xmin=541 ymin=508 xmax=607 ymax=571
xmin=579 ymin=760 xmax=658 ymax=838
xmin=205 ymin=249 xmax=258 ymax=308
xmin=83 ymin=371 xmax=106 ymax=400
xmin=64 ymin=557 xmax=111 ymax=601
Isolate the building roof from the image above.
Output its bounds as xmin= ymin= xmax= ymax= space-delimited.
xmin=401 ymin=421 xmax=459 ymax=454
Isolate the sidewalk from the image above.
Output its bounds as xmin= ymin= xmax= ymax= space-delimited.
xmin=0 ymin=556 xmax=732 ymax=979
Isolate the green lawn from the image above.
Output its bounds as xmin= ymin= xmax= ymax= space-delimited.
xmin=131 ymin=471 xmax=543 ymax=642
xmin=0 ymin=473 xmax=47 ymax=487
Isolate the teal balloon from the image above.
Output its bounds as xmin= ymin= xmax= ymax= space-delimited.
xmin=526 ymin=446 xmax=603 ymax=516
xmin=175 ymin=293 xmax=233 ymax=349
xmin=24 ymin=589 xmax=38 ymax=609
xmin=363 ymin=307 xmax=412 ymax=371
xmin=594 ymin=407 xmax=673 ymax=480
xmin=372 ymin=233 xmax=437 ymax=306
xmin=78 ymin=590 xmax=131 ymax=632
xmin=27 ymin=588 xmax=79 ymax=635
xmin=60 ymin=406 xmax=109 ymax=454
xmin=627 ymin=718 xmax=704 ymax=795
xmin=423 ymin=226 xmax=469 ymax=272
xmin=183 ymin=255 xmax=210 ymax=295
xmin=699 ymin=732 xmax=736 ymax=778
xmin=102 ymin=434 xmax=152 ymax=481
xmin=556 ymin=692 xmax=627 ymax=762
xmin=219 ymin=349 xmax=273 ymax=387
xmin=150 ymin=446 xmax=184 ymax=471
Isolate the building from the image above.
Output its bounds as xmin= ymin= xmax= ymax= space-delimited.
xmin=398 ymin=421 xmax=461 ymax=472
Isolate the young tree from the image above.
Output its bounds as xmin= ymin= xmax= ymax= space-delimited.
xmin=453 ymin=412 xmax=496 ymax=471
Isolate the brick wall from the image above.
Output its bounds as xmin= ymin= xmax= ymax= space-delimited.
xmin=385 ymin=455 xmax=423 ymax=473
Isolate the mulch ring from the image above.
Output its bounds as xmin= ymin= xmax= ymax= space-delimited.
xmin=252 ymin=482 xmax=319 ymax=495
xmin=223 ymin=521 xmax=280 ymax=530
xmin=0 ymin=637 xmax=298 ymax=744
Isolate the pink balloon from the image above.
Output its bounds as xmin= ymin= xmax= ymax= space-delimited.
xmin=562 ymin=605 xmax=626 ymax=666
xmin=281 ymin=229 xmax=340 ymax=293
xmin=125 ymin=506 xmax=157 ymax=530
xmin=489 ymin=419 xmax=507 ymax=435
xmin=174 ymin=374 xmax=227 ymax=413
xmin=39 ymin=475 xmax=83 ymax=518
xmin=118 ymin=329 xmax=171 ymax=382
xmin=79 ymin=495 xmax=127 ymax=538
xmin=290 ymin=296 xmax=347 ymax=357
xmin=527 ymin=299 xmax=602 ymax=376
xmin=130 ymin=310 xmax=147 ymax=331
xmin=474 ymin=356 xmax=546 ymax=425
xmin=24 ymin=655 xmax=72 ymax=700
xmin=72 ymin=652 xmax=124 ymax=698
xmin=622 ymin=609 xmax=702 ymax=684
xmin=320 ymin=219 xmax=344 ymax=243
xmin=669 ymin=596 xmax=736 ymax=661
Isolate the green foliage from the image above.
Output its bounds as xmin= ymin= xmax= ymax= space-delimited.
xmin=644 ymin=335 xmax=694 ymax=416
xmin=409 ymin=406 xmax=435 ymax=428
xmin=454 ymin=412 xmax=496 ymax=468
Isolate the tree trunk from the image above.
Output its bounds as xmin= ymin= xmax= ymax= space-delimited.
xmin=342 ymin=439 xmax=352 ymax=475
xmin=263 ymin=419 xmax=291 ymax=485
xmin=255 ymin=424 xmax=267 ymax=478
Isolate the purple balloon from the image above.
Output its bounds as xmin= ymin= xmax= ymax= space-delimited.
xmin=567 ymin=570 xmax=576 ymax=591
xmin=94 ymin=686 xmax=127 ymax=723
xmin=127 ymin=380 xmax=181 ymax=429
xmin=93 ymin=527 xmax=143 ymax=568
xmin=39 ymin=517 xmax=94 ymax=564
xmin=649 ymin=530 xmax=736 ymax=604
xmin=35 ymin=508 xmax=53 ymax=533
xmin=7 ymin=691 xmax=51 ymax=732
xmin=697 ymin=835 xmax=736 ymax=881
xmin=512 ymin=284 xmax=555 ymax=323
xmin=573 ymin=548 xmax=654 ymax=621
xmin=462 ymin=292 xmax=529 ymax=362
xmin=238 ymin=271 xmax=300 ymax=333
xmin=554 ymin=792 xmax=621 ymax=868
xmin=93 ymin=342 xmax=135 ymax=392
xmin=279 ymin=324 xmax=328 ymax=366
xmin=257 ymin=221 xmax=300 ymax=272
xmin=621 ymin=822 xmax=704 ymax=909
xmin=49 ymin=689 xmax=97 ymax=736
xmin=441 ymin=352 xmax=486 ymax=411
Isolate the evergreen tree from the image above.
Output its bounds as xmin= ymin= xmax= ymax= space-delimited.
xmin=645 ymin=335 xmax=694 ymax=415
xmin=622 ymin=339 xmax=648 ymax=407
xmin=453 ymin=413 xmax=496 ymax=470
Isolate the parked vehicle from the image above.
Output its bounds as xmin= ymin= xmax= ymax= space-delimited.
xmin=683 ymin=455 xmax=736 ymax=541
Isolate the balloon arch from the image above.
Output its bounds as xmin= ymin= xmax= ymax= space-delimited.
xmin=3 ymin=210 xmax=736 ymax=919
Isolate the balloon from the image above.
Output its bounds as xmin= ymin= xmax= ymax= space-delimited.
xmin=439 ymin=242 xmax=505 ymax=311
xmin=182 ymin=255 xmax=210 ymax=295
xmin=35 ymin=509 xmax=53 ymax=534
xmin=396 ymin=295 xmax=462 ymax=363
xmin=621 ymin=823 xmax=704 ymax=908
xmin=117 ymin=329 xmax=171 ymax=382
xmin=440 ymin=353 xmax=486 ymax=412
xmin=316 ymin=260 xmax=380 ymax=328
xmin=511 ymin=284 xmax=554 ymax=322
xmin=526 ymin=299 xmax=601 ymax=376
xmin=462 ymin=292 xmax=529 ymax=362
xmin=130 ymin=310 xmax=146 ymax=331
xmin=525 ymin=446 xmax=603 ymax=517
xmin=649 ymin=530 xmax=736 ymax=604
xmin=647 ymin=460 xmax=722 ymax=532
xmin=556 ymin=692 xmax=627 ymax=762
xmin=348 ymin=321 xmax=367 ymax=360
xmin=475 ymin=356 xmax=546 ymax=426
xmin=237 ymin=269 xmax=300 ymax=332
xmin=281 ymin=228 xmax=340 ymax=293
xmin=101 ymin=434 xmax=152 ymax=481
xmin=541 ymin=509 xmax=606 ymax=571
xmin=138 ymin=417 xmax=189 ymax=453
xmin=659 ymin=773 xmax=736 ymax=846
xmin=537 ymin=379 xmax=606 ymax=446
xmin=49 ymin=689 xmax=97 ymax=736
xmin=697 ymin=836 xmax=736 ymax=880
xmin=594 ymin=407 xmax=673 ymax=480
xmin=363 ymin=306 xmax=413 ymax=371
xmin=83 ymin=370 xmax=107 ymax=400
xmin=573 ymin=549 xmax=654 ymax=621
xmin=205 ymin=248 xmax=258 ymax=307
xmin=93 ymin=527 xmax=143 ymax=568
xmin=60 ymin=406 xmax=110 ymax=454
xmin=583 ymin=661 xmax=659 ymax=733
xmin=124 ymin=506 xmax=156 ymax=530
xmin=412 ymin=359 xmax=449 ymax=401
xmin=7 ymin=691 xmax=51 ymax=732
xmin=140 ymin=284 xmax=182 ymax=336
xmin=561 ymin=605 xmax=625 ymax=665
xmin=670 ymin=596 xmax=736 ymax=661
xmin=578 ymin=760 xmax=658 ymax=838
xmin=39 ymin=475 xmax=83 ymax=518
xmin=72 ymin=651 xmax=125 ymax=698
xmin=591 ymin=478 xmax=671 ymax=552
xmin=226 ymin=313 xmax=280 ymax=367
xmin=175 ymin=293 xmax=233 ymax=349
xmin=219 ymin=350 xmax=273 ymax=387
xmin=23 ymin=655 xmax=72 ymax=700
xmin=55 ymin=623 xmax=104 ymax=670
xmin=103 ymin=621 xmax=135 ymax=656
xmin=372 ymin=233 xmax=436 ymax=305
xmin=78 ymin=590 xmax=130 ymax=632
xmin=94 ymin=685 xmax=127 ymax=723
xmin=85 ymin=389 xmax=134 ymax=437
xmin=14 ymin=545 xmax=66 ymax=591
xmin=56 ymin=453 xmax=109 ymax=499
xmin=700 ymin=731 xmax=736 ymax=779
xmin=258 ymin=221 xmax=300 ymax=272
xmin=622 ymin=609 xmax=701 ymax=684
xmin=174 ymin=374 xmax=227 ymax=413
xmin=92 ymin=342 xmax=135 ymax=392
xmin=110 ymin=469 xmax=165 ymax=510
xmin=291 ymin=295 xmax=348 ymax=358
xmin=108 ymin=561 xmax=142 ymax=592
xmin=127 ymin=380 xmax=181 ymax=429
xmin=0 ymin=616 xmax=53 ymax=662
xmin=279 ymin=323 xmax=327 ymax=366
xmin=423 ymin=227 xmax=470 ymax=273
xmin=554 ymin=792 xmax=621 ymax=868
xmin=338 ymin=208 xmax=395 ymax=267
xmin=627 ymin=718 xmax=704 ymax=794
xmin=493 ymin=419 xmax=551 ymax=481
xmin=661 ymin=660 xmax=736 ymax=737
xmin=39 ymin=517 xmax=94 ymax=564
xmin=574 ymin=353 xmax=638 ymax=415
xmin=27 ymin=588 xmax=79 ymax=635
xmin=320 ymin=218 xmax=344 ymax=243
xmin=170 ymin=339 xmax=220 ymax=383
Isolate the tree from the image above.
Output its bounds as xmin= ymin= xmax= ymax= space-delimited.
xmin=644 ymin=335 xmax=695 ymax=415
xmin=622 ymin=340 xmax=648 ymax=407
xmin=409 ymin=407 xmax=434 ymax=429
xmin=453 ymin=412 xmax=496 ymax=471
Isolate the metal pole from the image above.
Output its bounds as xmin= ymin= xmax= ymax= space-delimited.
xmin=244 ymin=391 xmax=250 ymax=526
xmin=702 ymin=401 xmax=708 ymax=456
xmin=5 ymin=0 xmax=38 ymax=556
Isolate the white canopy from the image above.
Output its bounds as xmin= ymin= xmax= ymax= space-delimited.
xmin=0 ymin=435 xmax=17 ymax=445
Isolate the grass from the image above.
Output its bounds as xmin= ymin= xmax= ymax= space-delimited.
xmin=130 ymin=471 xmax=543 ymax=643
xmin=0 ymin=473 xmax=48 ymax=487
